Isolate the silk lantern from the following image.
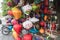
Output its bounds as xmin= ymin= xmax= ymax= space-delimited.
xmin=8 ymin=10 xmax=13 ymax=16
xmin=12 ymin=7 xmax=22 ymax=20
xmin=7 ymin=2 xmax=12 ymax=6
xmin=11 ymin=19 xmax=18 ymax=25
xmin=40 ymin=21 xmax=46 ymax=27
xmin=16 ymin=37 xmax=22 ymax=40
xmin=39 ymin=28 xmax=45 ymax=34
xmin=44 ymin=15 xmax=48 ymax=21
xmin=13 ymin=24 xmax=22 ymax=34
xmin=23 ymin=34 xmax=32 ymax=40
xmin=12 ymin=31 xmax=19 ymax=39
xmin=23 ymin=20 xmax=33 ymax=30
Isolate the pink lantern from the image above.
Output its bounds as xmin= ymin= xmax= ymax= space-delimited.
xmin=11 ymin=19 xmax=18 ymax=25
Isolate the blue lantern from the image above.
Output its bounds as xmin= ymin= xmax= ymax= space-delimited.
xmin=29 ymin=27 xmax=38 ymax=34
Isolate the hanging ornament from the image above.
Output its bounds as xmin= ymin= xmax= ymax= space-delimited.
xmin=12 ymin=7 xmax=22 ymax=20
xmin=29 ymin=27 xmax=39 ymax=34
xmin=7 ymin=2 xmax=12 ymax=7
xmin=22 ymin=4 xmax=32 ymax=15
xmin=32 ymin=5 xmax=38 ymax=11
xmin=39 ymin=21 xmax=46 ymax=27
xmin=12 ymin=30 xmax=19 ymax=39
xmin=8 ymin=25 xmax=13 ymax=31
xmin=44 ymin=7 xmax=48 ymax=14
xmin=11 ymin=19 xmax=18 ymax=25
xmin=29 ymin=17 xmax=39 ymax=23
xmin=7 ymin=10 xmax=13 ymax=16
xmin=23 ymin=20 xmax=33 ymax=30
xmin=39 ymin=28 xmax=45 ymax=34
xmin=51 ymin=23 xmax=56 ymax=30
xmin=13 ymin=24 xmax=22 ymax=34
xmin=23 ymin=34 xmax=32 ymax=40
xmin=44 ymin=15 xmax=48 ymax=21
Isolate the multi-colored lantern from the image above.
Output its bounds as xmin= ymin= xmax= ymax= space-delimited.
xmin=12 ymin=7 xmax=22 ymax=20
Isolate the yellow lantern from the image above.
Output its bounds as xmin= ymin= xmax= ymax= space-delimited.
xmin=12 ymin=7 xmax=22 ymax=20
xmin=12 ymin=29 xmax=19 ymax=39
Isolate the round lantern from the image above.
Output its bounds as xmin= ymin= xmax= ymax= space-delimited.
xmin=40 ymin=21 xmax=46 ymax=27
xmin=8 ymin=10 xmax=13 ymax=16
xmin=32 ymin=5 xmax=38 ymax=11
xmin=44 ymin=15 xmax=48 ymax=21
xmin=39 ymin=28 xmax=45 ymax=34
xmin=13 ymin=24 xmax=22 ymax=34
xmin=12 ymin=7 xmax=22 ymax=20
xmin=7 ymin=2 xmax=12 ymax=6
xmin=11 ymin=19 xmax=18 ymax=25
xmin=22 ymin=4 xmax=32 ymax=15
xmin=23 ymin=34 xmax=32 ymax=40
xmin=12 ymin=31 xmax=19 ymax=39
xmin=23 ymin=20 xmax=33 ymax=30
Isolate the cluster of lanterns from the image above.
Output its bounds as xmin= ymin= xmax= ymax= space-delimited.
xmin=5 ymin=0 xmax=58 ymax=40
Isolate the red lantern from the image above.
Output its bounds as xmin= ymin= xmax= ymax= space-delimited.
xmin=13 ymin=24 xmax=22 ymax=34
xmin=40 ymin=21 xmax=46 ymax=27
xmin=52 ymin=23 xmax=56 ymax=30
xmin=7 ymin=2 xmax=12 ymax=6
xmin=16 ymin=37 xmax=22 ymax=40
xmin=44 ymin=7 xmax=48 ymax=14
xmin=8 ymin=10 xmax=13 ymax=16
xmin=23 ymin=34 xmax=32 ymax=40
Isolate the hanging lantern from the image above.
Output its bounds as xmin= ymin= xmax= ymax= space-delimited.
xmin=40 ymin=21 xmax=46 ymax=27
xmin=23 ymin=34 xmax=32 ymax=40
xmin=16 ymin=37 xmax=22 ymax=40
xmin=32 ymin=5 xmax=38 ymax=11
xmin=11 ymin=19 xmax=18 ymax=25
xmin=44 ymin=15 xmax=48 ymax=21
xmin=29 ymin=27 xmax=39 ymax=34
xmin=44 ymin=7 xmax=48 ymax=14
xmin=7 ymin=2 xmax=12 ymax=7
xmin=22 ymin=4 xmax=32 ymax=15
xmin=12 ymin=31 xmax=19 ymax=39
xmin=8 ymin=10 xmax=13 ymax=16
xmin=12 ymin=7 xmax=22 ymax=20
xmin=51 ymin=23 xmax=56 ymax=30
xmin=23 ymin=20 xmax=33 ymax=30
xmin=39 ymin=28 xmax=45 ymax=34
xmin=13 ymin=24 xmax=22 ymax=34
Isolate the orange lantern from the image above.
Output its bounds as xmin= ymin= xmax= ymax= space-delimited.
xmin=44 ymin=15 xmax=48 ymax=21
xmin=12 ymin=30 xmax=19 ymax=39
xmin=12 ymin=7 xmax=22 ymax=20
xmin=39 ymin=28 xmax=45 ymax=34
